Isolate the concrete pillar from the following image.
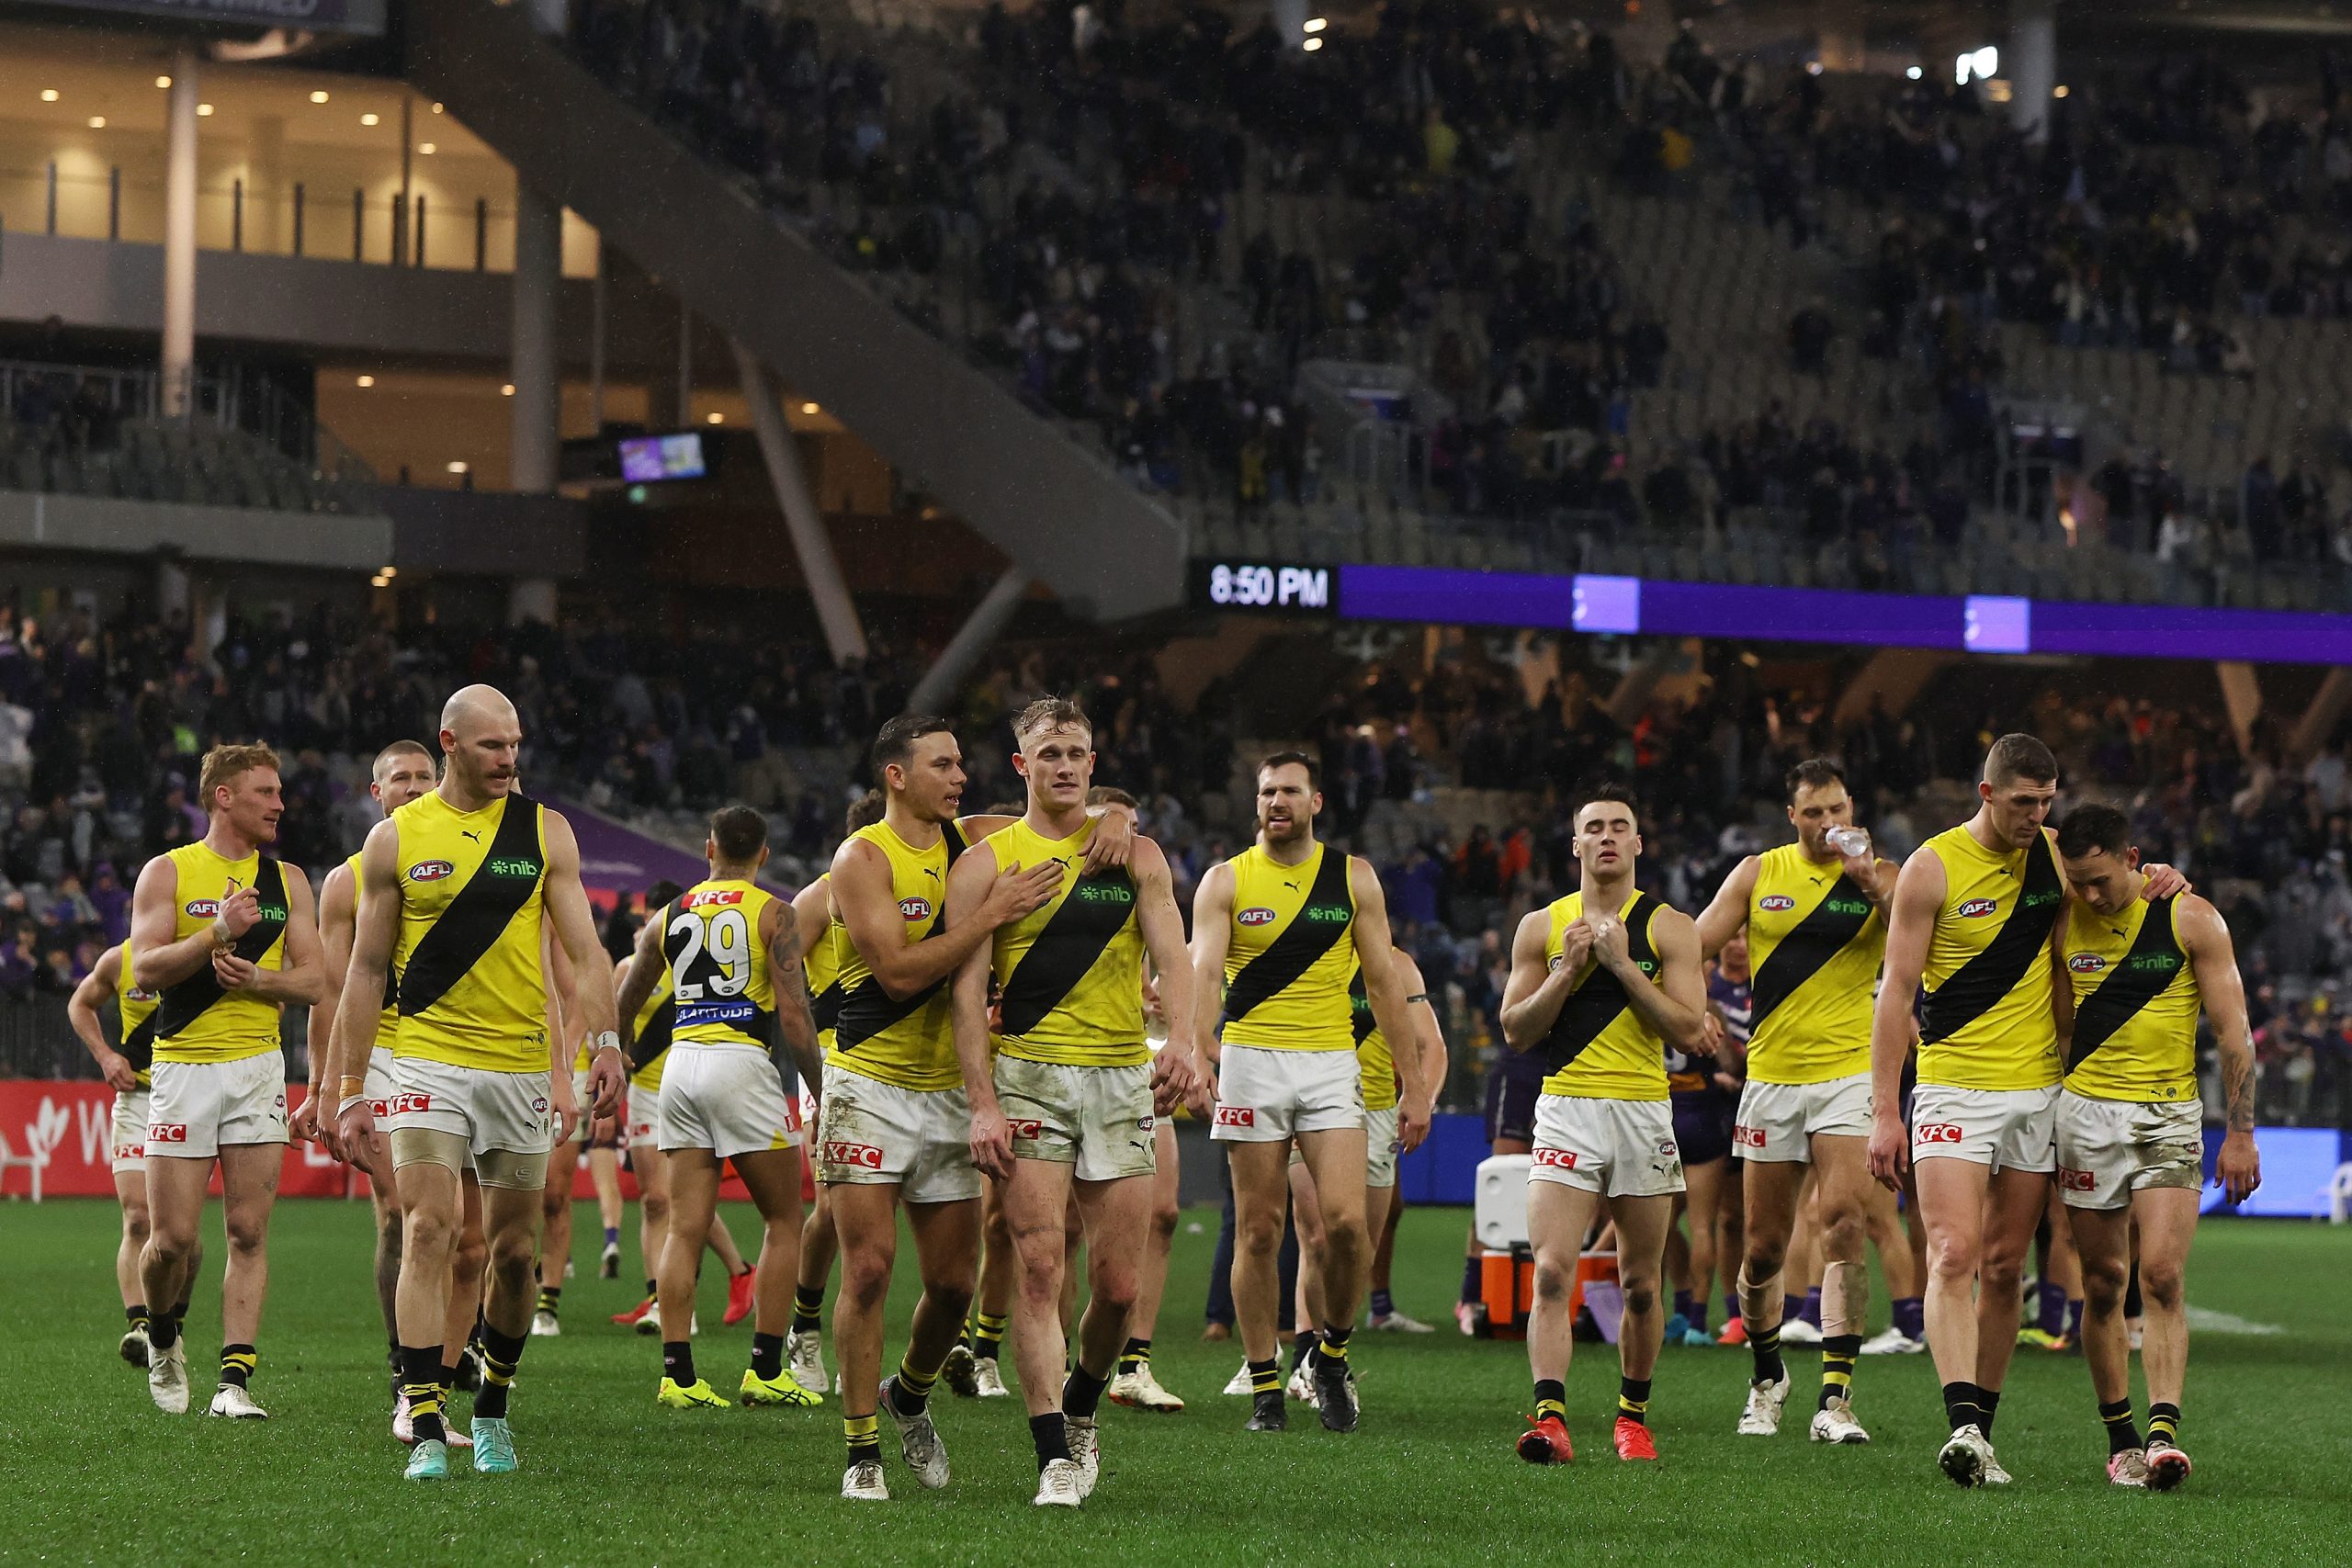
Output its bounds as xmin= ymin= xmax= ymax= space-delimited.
xmin=509 ymin=577 xmax=558 ymax=626
xmin=155 ymin=555 xmax=190 ymax=620
xmin=1603 ymin=639 xmax=1696 ymax=729
xmin=249 ymin=114 xmax=286 ymax=253
xmin=1834 ymin=649 xmax=1960 ymax=728
xmin=2008 ymin=0 xmax=2057 ymax=144
xmin=731 ymin=338 xmax=868 ymax=663
xmin=510 ymin=180 xmax=561 ymax=492
xmin=908 ymin=570 xmax=1031 ymax=716
xmin=2215 ymin=660 xmax=2263 ymax=756
xmin=2291 ymin=667 xmax=2352 ymax=761
xmin=161 ymin=47 xmax=198 ymax=419
xmin=1271 ymin=0 xmax=1308 ymax=50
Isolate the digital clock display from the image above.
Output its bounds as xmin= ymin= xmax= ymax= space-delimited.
xmin=1193 ymin=559 xmax=1332 ymax=613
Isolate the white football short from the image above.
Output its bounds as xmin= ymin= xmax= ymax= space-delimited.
xmin=657 ymin=1045 xmax=804 ymax=1160
xmin=2054 ymin=1091 xmax=2203 ymax=1211
xmin=1909 ymin=1083 xmax=2059 ymax=1174
xmin=1211 ymin=1044 xmax=1364 ymax=1143
xmin=1529 ymin=1092 xmax=1685 ymax=1198
xmin=813 ymin=1066 xmax=980 ymax=1203
xmin=146 ymin=1052 xmax=288 ymax=1160
xmin=1734 ymin=1072 xmax=1873 ymax=1163
xmin=384 ymin=1055 xmax=554 ymax=1156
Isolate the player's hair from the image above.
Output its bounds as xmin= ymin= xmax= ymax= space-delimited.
xmin=872 ymin=715 xmax=953 ymax=779
xmin=981 ymin=801 xmax=1024 ymax=816
xmin=1257 ymin=750 xmax=1318 ymax=788
xmin=844 ymin=789 xmax=885 ymax=833
xmin=1784 ymin=757 xmax=1845 ymax=802
xmin=2055 ymin=803 xmax=2132 ymax=861
xmin=198 ymin=742 xmax=281 ymax=807
xmin=644 ymin=879 xmax=685 ymax=913
xmin=708 ymin=804 xmax=767 ymax=864
xmin=1984 ymin=732 xmax=2058 ymax=786
xmin=1087 ymin=785 xmax=1139 ymax=809
xmin=1012 ymin=696 xmax=1091 ymax=746
xmin=1571 ymin=780 xmax=1640 ymax=828
xmin=371 ymin=739 xmax=435 ymax=783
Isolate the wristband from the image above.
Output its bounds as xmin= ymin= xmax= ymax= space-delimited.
xmin=593 ymin=1032 xmax=621 ymax=1056
xmin=338 ymin=1075 xmax=368 ymax=1097
xmin=338 ymin=1094 xmax=370 ymax=1118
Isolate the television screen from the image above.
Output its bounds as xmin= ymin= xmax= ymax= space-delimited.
xmin=618 ymin=433 xmax=707 ymax=483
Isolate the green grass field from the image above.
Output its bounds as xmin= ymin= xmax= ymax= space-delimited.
xmin=6 ymin=1199 xmax=2347 ymax=1566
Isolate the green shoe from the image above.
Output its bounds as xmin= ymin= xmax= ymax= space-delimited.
xmin=471 ymin=1416 xmax=518 ymax=1474
xmin=739 ymin=1368 xmax=821 ymax=1408
xmin=404 ymin=1438 xmax=450 ymax=1481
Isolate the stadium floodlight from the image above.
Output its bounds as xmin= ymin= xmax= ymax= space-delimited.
xmin=1304 ymin=37 xmax=1323 ymax=51
xmin=1304 ymin=17 xmax=1327 ymax=32
xmin=1957 ymin=45 xmax=1997 ymax=85
xmin=1905 ymin=65 xmax=1922 ymax=80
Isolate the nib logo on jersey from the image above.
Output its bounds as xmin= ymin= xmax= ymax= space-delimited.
xmin=488 ymin=857 xmax=542 ymax=879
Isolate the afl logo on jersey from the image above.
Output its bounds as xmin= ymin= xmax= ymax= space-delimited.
xmin=409 ymin=860 xmax=457 ymax=883
xmin=1237 ymin=907 xmax=1278 ymax=927
xmin=2068 ymin=953 xmax=2106 ymax=974
xmin=899 ymin=897 xmax=933 ymax=921
xmin=1758 ymin=895 xmax=1796 ymax=912
xmin=1957 ymin=897 xmax=1998 ymax=918
xmin=183 ymin=898 xmax=221 ymax=918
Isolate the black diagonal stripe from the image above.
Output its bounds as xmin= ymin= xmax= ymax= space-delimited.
xmin=119 ymin=1012 xmax=157 ymax=1073
xmin=629 ymin=997 xmax=677 ymax=1071
xmin=1540 ymin=895 xmax=1660 ymax=1073
xmin=1919 ymin=836 xmax=2065 ymax=1044
xmin=2067 ymin=897 xmax=2186 ymax=1074
xmin=810 ymin=981 xmax=843 ymax=1032
xmin=1349 ymin=968 xmax=1375 ymax=1044
xmin=998 ymin=866 xmax=1137 ymax=1037
xmin=155 ymin=857 xmax=288 ymax=1040
xmin=835 ymin=825 xmax=963 ymax=1052
xmin=399 ymin=796 xmax=544 ymax=1019
xmin=1749 ymin=874 xmax=1875 ymax=1026
xmin=1222 ymin=847 xmax=1353 ymax=1023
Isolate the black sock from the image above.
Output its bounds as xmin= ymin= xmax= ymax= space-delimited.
xmin=220 ymin=1343 xmax=257 ymax=1389
xmin=1942 ymin=1380 xmax=1985 ymax=1432
xmin=663 ymin=1340 xmax=695 ymax=1387
xmin=1750 ymin=1321 xmax=1785 ymax=1386
xmin=1461 ymin=1254 xmax=1484 ymax=1304
xmin=1980 ymin=1387 xmax=2002 ymax=1438
xmin=1118 ymin=1337 xmax=1151 ymax=1374
xmin=2147 ymin=1402 xmax=2181 ymax=1448
xmin=401 ymin=1344 xmax=447 ymax=1444
xmin=1289 ymin=1328 xmax=1318 ymax=1374
xmin=126 ymin=1303 xmax=149 ymax=1328
xmin=752 ymin=1332 xmax=784 ymax=1380
xmin=439 ymin=1361 xmax=460 ymax=1397
xmin=1819 ymin=1334 xmax=1860 ymax=1411
xmin=150 ymin=1312 xmax=181 ymax=1352
xmin=171 ymin=1295 xmax=191 ymax=1322
xmin=1029 ymin=1411 xmax=1072 ymax=1469
xmin=1532 ymin=1377 xmax=1566 ymax=1422
xmin=644 ymin=1279 xmax=658 ymax=1300
xmin=474 ymin=1324 xmax=527 ymax=1420
xmin=537 ymin=1285 xmax=560 ymax=1314
xmin=1064 ymin=1363 xmax=1109 ymax=1421
xmin=791 ymin=1285 xmax=825 ymax=1336
xmin=844 ymin=1412 xmax=882 ymax=1468
xmin=1248 ymin=1357 xmax=1282 ymax=1396
xmin=971 ymin=1311 xmax=1008 ymax=1362
xmin=1617 ymin=1376 xmax=1652 ymax=1425
xmin=1317 ymin=1323 xmax=1352 ymax=1370
xmin=889 ymin=1357 xmax=939 ymax=1415
xmin=2099 ymin=1397 xmax=2140 ymax=1455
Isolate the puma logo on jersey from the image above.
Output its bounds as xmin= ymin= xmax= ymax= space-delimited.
xmin=1237 ymin=908 xmax=1277 ymax=927
xmin=1956 ymin=898 xmax=1998 ymax=918
xmin=462 ymin=829 xmax=482 ymax=842
xmin=409 ymin=860 xmax=457 ymax=883
xmin=899 ymin=897 xmax=933 ymax=921
xmin=1758 ymin=895 xmax=1796 ymax=911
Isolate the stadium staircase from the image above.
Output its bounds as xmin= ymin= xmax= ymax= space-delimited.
xmin=403 ymin=0 xmax=1186 ymax=622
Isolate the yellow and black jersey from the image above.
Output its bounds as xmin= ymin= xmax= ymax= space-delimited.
xmin=1219 ymin=842 xmax=1357 ymax=1053
xmin=2064 ymin=894 xmax=2199 ymax=1103
xmin=115 ymin=937 xmax=160 ymax=1087
xmin=1538 ymin=890 xmax=1668 ymax=1101
xmin=1917 ymin=825 xmax=2065 ymax=1091
xmin=986 ymin=818 xmax=1147 ymax=1067
xmin=628 ymin=964 xmax=675 ymax=1092
xmin=661 ymin=878 xmax=779 ymax=1055
xmin=346 ymin=851 xmax=401 ymax=1055
xmin=831 ymin=819 xmax=967 ymax=1091
xmin=151 ymin=840 xmax=288 ymax=1065
xmin=1745 ymin=844 xmax=1884 ymax=1084
xmin=1347 ymin=966 xmax=1398 ymax=1112
xmin=803 ymin=873 xmax=842 ymax=1052
xmin=390 ymin=791 xmax=550 ymax=1075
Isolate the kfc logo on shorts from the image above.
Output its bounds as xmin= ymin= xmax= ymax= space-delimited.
xmin=1956 ymin=898 xmax=1998 ymax=919
xmin=389 ymin=1092 xmax=434 ymax=1115
xmin=1758 ymin=895 xmax=1797 ymax=912
xmin=899 ymin=897 xmax=933 ymax=921
xmin=149 ymin=1122 xmax=188 ymax=1144
xmin=1236 ymin=908 xmax=1277 ymax=927
xmin=408 ymin=860 xmax=457 ymax=883
xmin=1733 ymin=1124 xmax=1767 ymax=1149
xmin=2058 ymin=1166 xmax=2096 ymax=1192
xmin=368 ymin=1098 xmax=391 ymax=1118
xmin=1532 ymin=1147 xmax=1578 ymax=1168
xmin=2068 ymin=953 xmax=2107 ymax=974
xmin=825 ymin=1140 xmax=884 ymax=1169
xmin=115 ymin=1141 xmax=144 ymax=1161
xmin=1916 ymin=1122 xmax=1963 ymax=1144
xmin=1215 ymin=1106 xmax=1257 ymax=1128
xmin=1007 ymin=1119 xmax=1044 ymax=1140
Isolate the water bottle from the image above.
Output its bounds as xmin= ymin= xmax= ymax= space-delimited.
xmin=1827 ymin=826 xmax=1871 ymax=859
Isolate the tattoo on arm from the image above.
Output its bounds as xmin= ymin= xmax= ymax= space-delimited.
xmin=2222 ymin=1043 xmax=2256 ymax=1133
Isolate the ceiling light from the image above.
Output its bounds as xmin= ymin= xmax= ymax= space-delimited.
xmin=369 ymin=574 xmax=388 ymax=588
xmin=1303 ymin=36 xmax=1323 ymax=51
xmin=356 ymin=375 xmax=375 ymax=388
xmin=1905 ymin=65 xmax=1923 ymax=80
xmin=801 ymin=401 xmax=820 ymax=414
xmin=431 ymin=102 xmax=445 ymax=114
xmin=2053 ymin=84 xmax=2070 ymax=98
xmin=501 ymin=383 xmax=515 ymax=396
xmin=40 ymin=89 xmax=58 ymax=103
xmin=707 ymin=412 xmax=723 ymax=424
xmin=198 ymin=103 xmax=214 ymax=116
xmin=446 ymin=460 xmax=469 ymax=474
xmin=379 ymin=565 xmax=397 ymax=578
xmin=1303 ymin=16 xmax=1327 ymax=31
xmin=87 ymin=117 xmax=106 ymax=130
xmin=418 ymin=142 xmax=435 ymax=154
xmin=361 ymin=112 xmax=379 ymax=126
xmin=155 ymin=74 xmax=173 ymax=89
xmin=310 ymin=90 xmax=330 ymax=104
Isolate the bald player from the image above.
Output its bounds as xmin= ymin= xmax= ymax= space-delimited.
xmin=331 ymin=685 xmax=620 ymax=1481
